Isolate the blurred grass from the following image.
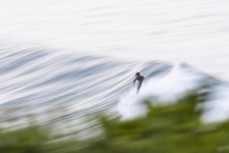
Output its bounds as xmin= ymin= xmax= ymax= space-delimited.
xmin=0 ymin=90 xmax=229 ymax=153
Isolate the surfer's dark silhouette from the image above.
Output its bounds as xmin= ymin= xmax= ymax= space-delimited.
xmin=133 ymin=72 xmax=145 ymax=94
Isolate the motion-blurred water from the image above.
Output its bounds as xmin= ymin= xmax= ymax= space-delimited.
xmin=0 ymin=0 xmax=229 ymax=137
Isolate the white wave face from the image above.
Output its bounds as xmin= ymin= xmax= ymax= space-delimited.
xmin=117 ymin=63 xmax=206 ymax=120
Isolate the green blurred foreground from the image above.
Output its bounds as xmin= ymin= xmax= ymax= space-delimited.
xmin=0 ymin=91 xmax=229 ymax=153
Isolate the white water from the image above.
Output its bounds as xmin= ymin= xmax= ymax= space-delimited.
xmin=118 ymin=64 xmax=205 ymax=120
xmin=118 ymin=64 xmax=229 ymax=122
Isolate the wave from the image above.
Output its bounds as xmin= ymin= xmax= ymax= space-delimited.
xmin=0 ymin=46 xmax=229 ymax=135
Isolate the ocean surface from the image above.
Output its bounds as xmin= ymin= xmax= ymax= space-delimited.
xmin=0 ymin=0 xmax=229 ymax=137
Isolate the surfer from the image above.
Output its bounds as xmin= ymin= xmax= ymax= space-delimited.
xmin=133 ymin=72 xmax=145 ymax=94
